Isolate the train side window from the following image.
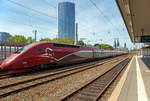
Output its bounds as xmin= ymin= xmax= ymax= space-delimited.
xmin=38 ymin=48 xmax=43 ymax=52
xmin=53 ymin=43 xmax=80 ymax=48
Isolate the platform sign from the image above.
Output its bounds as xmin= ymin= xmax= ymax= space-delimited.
xmin=141 ymin=36 xmax=150 ymax=42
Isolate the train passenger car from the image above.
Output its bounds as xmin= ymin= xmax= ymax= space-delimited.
xmin=0 ymin=42 xmax=127 ymax=73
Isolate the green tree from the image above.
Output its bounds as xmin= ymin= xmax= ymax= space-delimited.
xmin=49 ymin=37 xmax=74 ymax=44
xmin=40 ymin=38 xmax=52 ymax=42
xmin=102 ymin=44 xmax=114 ymax=50
xmin=58 ymin=37 xmax=74 ymax=44
xmin=27 ymin=37 xmax=35 ymax=43
xmin=87 ymin=44 xmax=92 ymax=47
xmin=94 ymin=43 xmax=114 ymax=50
xmin=94 ymin=44 xmax=100 ymax=48
xmin=7 ymin=35 xmax=27 ymax=43
xmin=39 ymin=37 xmax=74 ymax=44
xmin=77 ymin=40 xmax=85 ymax=46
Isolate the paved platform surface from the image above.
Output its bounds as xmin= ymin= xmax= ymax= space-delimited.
xmin=117 ymin=56 xmax=150 ymax=101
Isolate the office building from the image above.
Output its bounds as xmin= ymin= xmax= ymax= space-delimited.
xmin=58 ymin=2 xmax=75 ymax=40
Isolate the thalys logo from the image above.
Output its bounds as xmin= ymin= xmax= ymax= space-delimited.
xmin=45 ymin=48 xmax=54 ymax=57
xmin=39 ymin=48 xmax=58 ymax=61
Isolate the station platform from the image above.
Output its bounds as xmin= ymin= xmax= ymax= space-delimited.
xmin=108 ymin=55 xmax=150 ymax=101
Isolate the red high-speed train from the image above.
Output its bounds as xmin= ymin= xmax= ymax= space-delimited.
xmin=0 ymin=42 xmax=127 ymax=73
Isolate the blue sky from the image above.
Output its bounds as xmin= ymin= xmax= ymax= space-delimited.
xmin=0 ymin=0 xmax=133 ymax=48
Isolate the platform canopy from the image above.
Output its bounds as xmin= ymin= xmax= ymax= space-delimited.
xmin=116 ymin=0 xmax=150 ymax=44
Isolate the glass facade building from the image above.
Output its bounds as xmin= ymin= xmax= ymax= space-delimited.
xmin=58 ymin=2 xmax=75 ymax=40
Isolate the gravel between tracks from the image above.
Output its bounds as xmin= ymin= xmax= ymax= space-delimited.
xmin=0 ymin=57 xmax=126 ymax=101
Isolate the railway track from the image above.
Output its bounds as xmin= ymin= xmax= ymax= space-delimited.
xmin=0 ymin=55 xmax=129 ymax=98
xmin=0 ymin=74 xmax=11 ymax=80
xmin=60 ymin=56 xmax=131 ymax=101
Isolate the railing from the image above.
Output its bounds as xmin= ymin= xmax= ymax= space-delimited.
xmin=0 ymin=42 xmax=28 ymax=63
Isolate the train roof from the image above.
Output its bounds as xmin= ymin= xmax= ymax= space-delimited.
xmin=27 ymin=41 xmax=99 ymax=49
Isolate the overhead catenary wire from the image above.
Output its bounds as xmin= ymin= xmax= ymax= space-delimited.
xmin=5 ymin=8 xmax=57 ymax=25
xmin=7 ymin=0 xmax=57 ymax=20
xmin=7 ymin=0 xmax=77 ymax=30
xmin=0 ymin=9 xmax=57 ymax=35
xmin=89 ymin=0 xmax=131 ymax=46
xmin=5 ymin=18 xmax=52 ymax=31
xmin=88 ymin=0 xmax=122 ymax=35
xmin=6 ymin=0 xmax=99 ymax=36
xmin=107 ymin=1 xmax=126 ymax=32
xmin=42 ymin=0 xmax=57 ymax=9
xmin=75 ymin=0 xmax=123 ymax=41
xmin=2 ymin=18 xmax=58 ymax=41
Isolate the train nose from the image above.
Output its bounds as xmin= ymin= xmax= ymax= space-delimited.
xmin=1 ymin=58 xmax=15 ymax=70
xmin=1 ymin=61 xmax=8 ymax=70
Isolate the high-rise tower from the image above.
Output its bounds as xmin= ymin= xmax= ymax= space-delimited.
xmin=58 ymin=2 xmax=75 ymax=40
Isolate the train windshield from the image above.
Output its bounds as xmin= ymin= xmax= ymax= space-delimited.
xmin=15 ymin=44 xmax=33 ymax=53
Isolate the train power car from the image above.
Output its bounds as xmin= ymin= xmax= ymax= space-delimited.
xmin=0 ymin=42 xmax=127 ymax=73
